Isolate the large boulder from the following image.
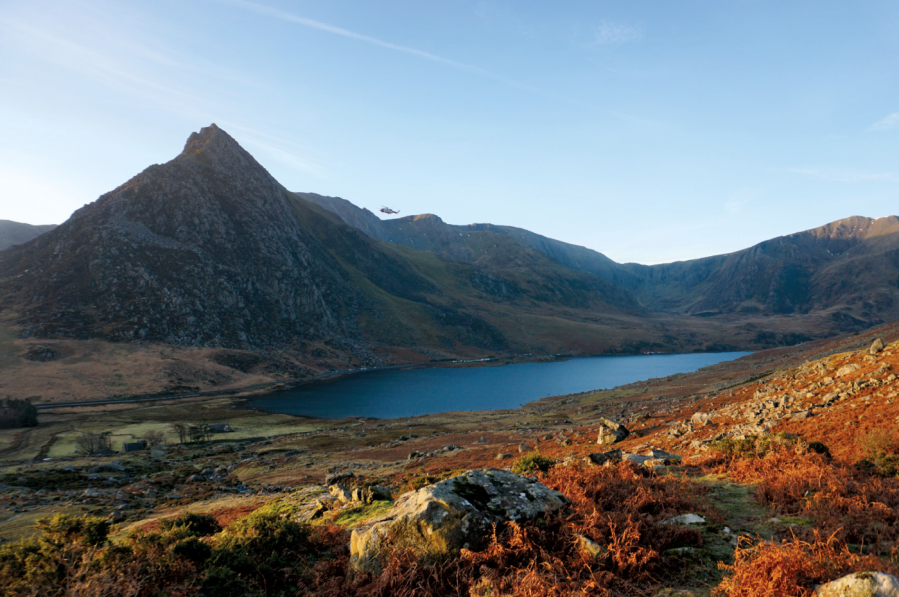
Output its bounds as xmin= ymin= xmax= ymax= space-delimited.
xmin=815 ymin=571 xmax=899 ymax=596
xmin=596 ymin=418 xmax=629 ymax=445
xmin=349 ymin=469 xmax=569 ymax=573
xmin=870 ymin=338 xmax=885 ymax=355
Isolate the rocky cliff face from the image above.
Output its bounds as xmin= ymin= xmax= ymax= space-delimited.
xmin=0 ymin=125 xmax=359 ymax=349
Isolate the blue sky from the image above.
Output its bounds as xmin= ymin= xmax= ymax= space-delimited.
xmin=1 ymin=0 xmax=897 ymax=264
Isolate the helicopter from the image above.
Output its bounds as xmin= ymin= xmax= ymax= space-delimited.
xmin=380 ymin=206 xmax=400 ymax=215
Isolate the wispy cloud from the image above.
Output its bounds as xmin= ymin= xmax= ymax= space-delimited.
xmin=221 ymin=0 xmax=493 ymax=77
xmin=790 ymin=168 xmax=895 ymax=183
xmin=590 ymin=21 xmax=642 ymax=46
xmin=725 ymin=196 xmax=750 ymax=214
xmin=217 ymin=0 xmax=612 ymax=111
xmin=869 ymin=112 xmax=899 ymax=131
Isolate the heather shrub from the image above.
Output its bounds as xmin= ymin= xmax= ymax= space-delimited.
xmin=161 ymin=512 xmax=221 ymax=537
xmin=708 ymin=433 xmax=796 ymax=459
xmin=511 ymin=451 xmax=555 ymax=474
xmin=38 ymin=513 xmax=110 ymax=546
xmin=857 ymin=428 xmax=898 ymax=460
xmin=807 ymin=441 xmax=830 ymax=457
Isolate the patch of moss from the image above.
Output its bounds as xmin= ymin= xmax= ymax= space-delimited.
xmin=511 ymin=451 xmax=554 ymax=474
xmin=331 ymin=500 xmax=394 ymax=529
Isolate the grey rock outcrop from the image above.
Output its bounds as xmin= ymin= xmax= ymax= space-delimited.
xmin=586 ymin=449 xmax=622 ymax=466
xmin=837 ymin=363 xmax=861 ymax=377
xmin=349 ymin=469 xmax=569 ymax=573
xmin=871 ymin=338 xmax=885 ymax=355
xmin=815 ymin=571 xmax=899 ymax=596
xmin=596 ymin=418 xmax=629 ymax=445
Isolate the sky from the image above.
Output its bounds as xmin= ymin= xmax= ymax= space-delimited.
xmin=1 ymin=1 xmax=897 ymax=264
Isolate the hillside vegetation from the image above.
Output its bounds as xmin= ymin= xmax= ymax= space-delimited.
xmin=2 ymin=321 xmax=899 ymax=595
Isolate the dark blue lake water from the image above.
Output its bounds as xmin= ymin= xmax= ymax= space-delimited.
xmin=249 ymin=352 xmax=749 ymax=420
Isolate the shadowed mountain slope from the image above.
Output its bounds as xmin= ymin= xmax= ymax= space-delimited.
xmin=0 ymin=221 xmax=56 ymax=251
xmin=0 ymin=125 xmax=362 ymax=349
xmin=302 ymin=193 xmax=899 ymax=331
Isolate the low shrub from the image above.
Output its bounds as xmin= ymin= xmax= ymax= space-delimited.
xmin=857 ymin=428 xmax=898 ymax=461
xmin=708 ymin=433 xmax=796 ymax=459
xmin=161 ymin=512 xmax=221 ymax=537
xmin=807 ymin=441 xmax=830 ymax=458
xmin=511 ymin=451 xmax=555 ymax=474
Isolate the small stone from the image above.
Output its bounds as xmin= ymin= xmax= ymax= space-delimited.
xmin=518 ymin=443 xmax=532 ymax=453
xmin=329 ymin=485 xmax=352 ymax=503
xmin=870 ymin=338 xmax=885 ymax=355
xmin=837 ymin=363 xmax=861 ymax=378
xmin=576 ymin=534 xmax=609 ymax=560
xmin=664 ymin=547 xmax=698 ymax=557
xmin=325 ymin=471 xmax=355 ymax=486
xmin=690 ymin=412 xmax=713 ymax=426
xmin=790 ymin=410 xmax=812 ymax=421
xmin=586 ymin=450 xmax=622 ymax=466
xmin=645 ymin=449 xmax=682 ymax=463
xmin=475 ymin=437 xmax=487 ymax=444
xmin=661 ymin=514 xmax=706 ymax=525
xmin=495 ymin=453 xmax=512 ymax=460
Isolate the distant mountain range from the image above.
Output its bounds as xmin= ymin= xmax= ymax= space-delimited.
xmin=0 ymin=220 xmax=57 ymax=251
xmin=2 ymin=124 xmax=897 ymax=364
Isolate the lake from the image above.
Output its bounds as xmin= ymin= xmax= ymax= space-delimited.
xmin=248 ymin=351 xmax=749 ymax=420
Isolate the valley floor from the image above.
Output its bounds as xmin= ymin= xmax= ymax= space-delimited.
xmin=2 ymin=320 xmax=899 ymax=595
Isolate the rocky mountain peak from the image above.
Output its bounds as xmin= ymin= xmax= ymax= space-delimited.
xmin=176 ymin=123 xmax=268 ymax=179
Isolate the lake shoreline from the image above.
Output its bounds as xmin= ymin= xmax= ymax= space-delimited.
xmin=247 ymin=351 xmax=752 ymax=420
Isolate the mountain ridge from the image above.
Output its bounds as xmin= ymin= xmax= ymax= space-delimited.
xmin=299 ymin=191 xmax=899 ymax=325
xmin=1 ymin=124 xmax=897 ymax=374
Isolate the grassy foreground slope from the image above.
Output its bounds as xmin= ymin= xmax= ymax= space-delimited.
xmin=2 ymin=320 xmax=899 ymax=595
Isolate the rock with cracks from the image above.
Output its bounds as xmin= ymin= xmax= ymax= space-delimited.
xmin=349 ymin=469 xmax=569 ymax=573
xmin=815 ymin=571 xmax=899 ymax=596
xmin=596 ymin=417 xmax=630 ymax=445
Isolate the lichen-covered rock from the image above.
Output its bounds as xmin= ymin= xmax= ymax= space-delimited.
xmin=837 ymin=363 xmax=861 ymax=377
xmin=349 ymin=469 xmax=569 ymax=573
xmin=596 ymin=417 xmax=629 ymax=445
xmin=815 ymin=571 xmax=899 ymax=596
xmin=691 ymin=412 xmax=713 ymax=426
xmin=352 ymin=485 xmax=393 ymax=503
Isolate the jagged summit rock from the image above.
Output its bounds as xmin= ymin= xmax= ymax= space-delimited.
xmin=179 ymin=123 xmax=267 ymax=177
